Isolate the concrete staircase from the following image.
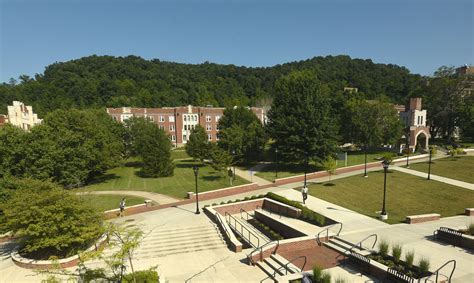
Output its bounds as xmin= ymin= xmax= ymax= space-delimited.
xmin=323 ymin=236 xmax=372 ymax=256
xmin=256 ymin=254 xmax=303 ymax=282
xmin=134 ymin=225 xmax=227 ymax=259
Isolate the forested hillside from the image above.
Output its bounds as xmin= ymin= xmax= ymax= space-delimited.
xmin=0 ymin=55 xmax=422 ymax=115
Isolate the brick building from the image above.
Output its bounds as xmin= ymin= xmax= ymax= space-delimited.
xmin=107 ymin=105 xmax=266 ymax=147
xmin=399 ymin=98 xmax=430 ymax=152
xmin=0 ymin=115 xmax=7 ymax=127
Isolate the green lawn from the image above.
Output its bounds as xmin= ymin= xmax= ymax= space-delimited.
xmin=408 ymin=156 xmax=474 ymax=183
xmin=79 ymin=194 xmax=147 ymax=212
xmin=81 ymin=159 xmax=248 ymax=199
xmin=254 ymin=151 xmax=394 ymax=181
xmin=171 ymin=150 xmax=190 ymax=160
xmin=306 ymin=170 xmax=474 ymax=224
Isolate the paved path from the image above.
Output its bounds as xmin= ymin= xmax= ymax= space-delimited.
xmin=391 ymin=166 xmax=474 ymax=190
xmin=233 ymin=167 xmax=272 ymax=186
xmin=77 ymin=190 xmax=180 ymax=205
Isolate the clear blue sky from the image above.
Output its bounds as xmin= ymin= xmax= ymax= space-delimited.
xmin=1 ymin=0 xmax=472 ymax=82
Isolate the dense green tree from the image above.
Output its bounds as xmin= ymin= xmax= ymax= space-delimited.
xmin=208 ymin=144 xmax=233 ymax=185
xmin=267 ymin=71 xmax=339 ymax=163
xmin=127 ymin=117 xmax=174 ymax=177
xmin=217 ymin=107 xmax=267 ymax=163
xmin=185 ymin=125 xmax=210 ymax=162
xmin=2 ymin=178 xmax=103 ymax=258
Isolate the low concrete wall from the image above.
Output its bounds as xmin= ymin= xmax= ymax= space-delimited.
xmin=204 ymin=206 xmax=243 ymax=252
xmin=11 ymin=234 xmax=108 ymax=269
xmin=103 ymin=203 xmax=149 ymax=219
xmin=465 ymin=208 xmax=474 ymax=216
xmin=249 ymin=236 xmax=322 ymax=264
xmin=406 ymin=213 xmax=440 ymax=224
xmin=255 ymin=210 xmax=307 ymax=238
xmin=188 ymin=183 xmax=259 ymax=200
xmin=213 ymin=199 xmax=264 ymax=216
xmin=262 ymin=198 xmax=302 ymax=218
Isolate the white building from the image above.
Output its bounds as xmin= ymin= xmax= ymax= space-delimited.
xmin=7 ymin=101 xmax=42 ymax=130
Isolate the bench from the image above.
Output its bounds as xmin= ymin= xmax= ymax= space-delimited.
xmin=347 ymin=250 xmax=370 ymax=274
xmin=405 ymin=213 xmax=440 ymax=224
xmin=435 ymin=227 xmax=463 ymax=247
xmin=386 ymin=267 xmax=415 ymax=283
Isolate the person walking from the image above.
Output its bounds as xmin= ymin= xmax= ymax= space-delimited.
xmin=119 ymin=198 xmax=126 ymax=217
xmin=301 ymin=186 xmax=308 ymax=204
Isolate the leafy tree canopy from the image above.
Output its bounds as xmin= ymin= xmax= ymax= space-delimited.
xmin=186 ymin=125 xmax=211 ymax=162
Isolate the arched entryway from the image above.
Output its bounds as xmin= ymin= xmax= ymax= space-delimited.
xmin=415 ymin=131 xmax=429 ymax=152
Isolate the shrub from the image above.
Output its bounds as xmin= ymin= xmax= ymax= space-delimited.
xmin=378 ymin=239 xmax=389 ymax=257
xmin=220 ymin=201 xmax=226 ymax=205
xmin=266 ymin=192 xmax=325 ymax=226
xmin=235 ymin=199 xmax=241 ymax=202
xmin=244 ymin=197 xmax=250 ymax=201
xmin=258 ymin=194 xmax=265 ymax=198
xmin=227 ymin=200 xmax=233 ymax=204
xmin=468 ymin=223 xmax=474 ymax=235
xmin=392 ymin=243 xmax=402 ymax=262
xmin=321 ymin=272 xmax=331 ymax=283
xmin=123 ymin=269 xmax=159 ymax=283
xmin=405 ymin=250 xmax=415 ymax=268
xmin=418 ymin=257 xmax=430 ymax=275
xmin=312 ymin=265 xmax=323 ymax=282
xmin=203 ymin=204 xmax=210 ymax=208
xmin=250 ymin=195 xmax=257 ymax=199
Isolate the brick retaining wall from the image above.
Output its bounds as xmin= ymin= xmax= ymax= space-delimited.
xmin=406 ymin=213 xmax=440 ymax=224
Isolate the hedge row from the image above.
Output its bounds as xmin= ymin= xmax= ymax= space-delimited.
xmin=266 ymin=192 xmax=326 ymax=226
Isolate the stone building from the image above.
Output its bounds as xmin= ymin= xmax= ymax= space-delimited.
xmin=107 ymin=105 xmax=266 ymax=147
xmin=5 ymin=101 xmax=42 ymax=130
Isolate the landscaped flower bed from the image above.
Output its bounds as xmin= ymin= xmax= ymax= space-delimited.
xmin=248 ymin=218 xmax=284 ymax=241
xmin=366 ymin=239 xmax=431 ymax=280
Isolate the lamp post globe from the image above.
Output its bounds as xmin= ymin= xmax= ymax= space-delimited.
xmin=380 ymin=160 xmax=389 ymax=220
xmin=193 ymin=166 xmax=200 ymax=214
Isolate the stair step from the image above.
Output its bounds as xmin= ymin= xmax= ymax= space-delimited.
xmin=137 ymin=243 xmax=227 ymax=258
xmin=256 ymin=261 xmax=278 ymax=282
xmin=137 ymin=240 xmax=227 ymax=255
xmin=149 ymin=225 xmax=214 ymax=233
xmin=263 ymin=257 xmax=285 ymax=276
xmin=143 ymin=230 xmax=222 ymax=245
xmin=139 ymin=237 xmax=225 ymax=251
xmin=271 ymin=254 xmax=300 ymax=274
xmin=148 ymin=227 xmax=218 ymax=238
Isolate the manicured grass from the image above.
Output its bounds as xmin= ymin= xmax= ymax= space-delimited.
xmin=79 ymin=194 xmax=147 ymax=212
xmin=82 ymin=159 xmax=248 ymax=199
xmin=254 ymin=151 xmax=394 ymax=181
xmin=408 ymin=156 xmax=474 ymax=183
xmin=306 ymin=170 xmax=474 ymax=224
xmin=171 ymin=150 xmax=190 ymax=160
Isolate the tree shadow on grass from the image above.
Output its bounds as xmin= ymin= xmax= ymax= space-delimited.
xmin=86 ymin=173 xmax=119 ymax=185
xmin=323 ymin=183 xmax=336 ymax=187
xmin=125 ymin=160 xmax=143 ymax=167
xmin=175 ymin=160 xmax=201 ymax=169
xmin=201 ymin=175 xmax=221 ymax=182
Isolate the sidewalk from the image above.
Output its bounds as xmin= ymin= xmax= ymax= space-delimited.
xmin=391 ymin=167 xmax=474 ymax=190
xmin=76 ymin=190 xmax=180 ymax=204
xmin=233 ymin=167 xmax=272 ymax=186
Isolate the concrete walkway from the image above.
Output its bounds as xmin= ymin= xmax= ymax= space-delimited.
xmin=76 ymin=190 xmax=180 ymax=205
xmin=391 ymin=166 xmax=474 ymax=190
xmin=233 ymin=167 xmax=272 ymax=186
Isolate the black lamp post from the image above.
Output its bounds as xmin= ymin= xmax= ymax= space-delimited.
xmin=406 ymin=132 xmax=410 ymax=168
xmin=193 ymin=166 xmax=200 ymax=214
xmin=364 ymin=145 xmax=368 ymax=178
xmin=232 ymin=150 xmax=236 ymax=181
xmin=380 ymin=160 xmax=389 ymax=220
xmin=77 ymin=263 xmax=87 ymax=283
xmin=274 ymin=148 xmax=278 ymax=181
xmin=303 ymin=153 xmax=308 ymax=188
xmin=427 ymin=147 xmax=433 ymax=180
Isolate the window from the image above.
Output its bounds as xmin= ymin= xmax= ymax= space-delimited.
xmin=216 ymin=125 xmax=220 ymax=131
xmin=215 ymin=115 xmax=221 ymax=122
xmin=159 ymin=125 xmax=164 ymax=130
xmin=206 ymin=115 xmax=211 ymax=122
xmin=171 ymin=135 xmax=176 ymax=141
xmin=184 ymin=125 xmax=187 ymax=131
xmin=206 ymin=124 xmax=212 ymax=131
xmin=208 ymin=134 xmax=212 ymax=141
xmin=159 ymin=116 xmax=165 ymax=122
xmin=169 ymin=125 xmax=175 ymax=132
xmin=169 ymin=115 xmax=175 ymax=122
xmin=183 ymin=135 xmax=187 ymax=141
xmin=184 ymin=115 xmax=187 ymax=122
xmin=420 ymin=116 xmax=423 ymax=125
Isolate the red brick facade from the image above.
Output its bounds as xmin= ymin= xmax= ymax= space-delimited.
xmin=106 ymin=105 xmax=266 ymax=147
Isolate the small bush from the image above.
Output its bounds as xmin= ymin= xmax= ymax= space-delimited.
xmin=203 ymin=204 xmax=210 ymax=208
xmin=258 ymin=194 xmax=265 ymax=198
xmin=405 ymin=250 xmax=415 ymax=268
xmin=312 ymin=265 xmax=323 ymax=282
xmin=250 ymin=195 xmax=257 ymax=199
xmin=266 ymin=192 xmax=325 ymax=226
xmin=467 ymin=223 xmax=474 ymax=235
xmin=418 ymin=257 xmax=430 ymax=274
xmin=392 ymin=243 xmax=402 ymax=262
xmin=235 ymin=199 xmax=241 ymax=202
xmin=123 ymin=269 xmax=159 ymax=283
xmin=378 ymin=238 xmax=389 ymax=257
xmin=227 ymin=200 xmax=233 ymax=204
xmin=321 ymin=272 xmax=331 ymax=283
xmin=244 ymin=197 xmax=250 ymax=201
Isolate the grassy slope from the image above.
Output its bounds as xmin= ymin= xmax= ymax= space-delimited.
xmin=408 ymin=156 xmax=474 ymax=183
xmin=82 ymin=159 xmax=248 ymax=199
xmin=79 ymin=194 xmax=147 ymax=212
xmin=306 ymin=170 xmax=474 ymax=224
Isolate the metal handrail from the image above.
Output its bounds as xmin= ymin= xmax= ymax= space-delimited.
xmin=215 ymin=212 xmax=229 ymax=237
xmin=424 ymin=260 xmax=456 ymax=283
xmin=240 ymin=208 xmax=253 ymax=221
xmin=225 ymin=212 xmax=260 ymax=248
xmin=343 ymin=233 xmax=378 ymax=255
xmin=316 ymin=222 xmax=343 ymax=245
xmin=247 ymin=239 xmax=280 ymax=264
xmin=272 ymin=255 xmax=306 ymax=277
